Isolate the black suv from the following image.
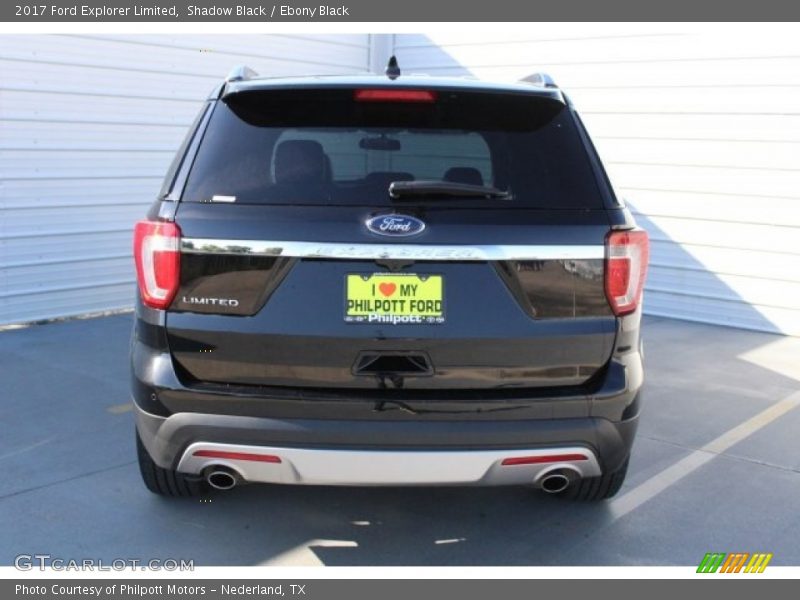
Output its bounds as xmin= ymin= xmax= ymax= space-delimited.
xmin=132 ymin=62 xmax=648 ymax=501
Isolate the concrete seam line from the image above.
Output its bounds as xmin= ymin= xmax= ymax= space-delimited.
xmin=609 ymin=390 xmax=800 ymax=519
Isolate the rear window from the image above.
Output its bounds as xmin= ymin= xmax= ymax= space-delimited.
xmin=182 ymin=88 xmax=602 ymax=208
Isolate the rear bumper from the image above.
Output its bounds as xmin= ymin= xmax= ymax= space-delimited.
xmin=134 ymin=401 xmax=639 ymax=485
xmin=177 ymin=442 xmax=601 ymax=486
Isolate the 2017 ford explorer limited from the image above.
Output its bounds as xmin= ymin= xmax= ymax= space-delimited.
xmin=131 ymin=62 xmax=649 ymax=501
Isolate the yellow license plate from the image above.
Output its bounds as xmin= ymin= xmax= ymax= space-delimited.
xmin=345 ymin=273 xmax=444 ymax=324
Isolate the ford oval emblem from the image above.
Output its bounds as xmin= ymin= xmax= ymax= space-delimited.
xmin=365 ymin=214 xmax=426 ymax=237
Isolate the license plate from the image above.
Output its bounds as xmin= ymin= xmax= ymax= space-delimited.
xmin=345 ymin=273 xmax=444 ymax=324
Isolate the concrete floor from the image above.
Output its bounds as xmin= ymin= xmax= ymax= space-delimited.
xmin=1 ymin=314 xmax=799 ymax=566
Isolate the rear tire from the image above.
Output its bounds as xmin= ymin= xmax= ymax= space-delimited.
xmin=136 ymin=430 xmax=208 ymax=497
xmin=560 ymin=456 xmax=629 ymax=501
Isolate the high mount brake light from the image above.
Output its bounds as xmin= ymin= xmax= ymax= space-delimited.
xmin=133 ymin=220 xmax=181 ymax=310
xmin=605 ymin=229 xmax=650 ymax=316
xmin=353 ymin=89 xmax=438 ymax=103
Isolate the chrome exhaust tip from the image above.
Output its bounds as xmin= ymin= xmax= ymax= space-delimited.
xmin=537 ymin=468 xmax=579 ymax=494
xmin=205 ymin=467 xmax=240 ymax=491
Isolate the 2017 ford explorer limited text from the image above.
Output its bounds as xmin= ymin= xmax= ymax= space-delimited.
xmin=131 ymin=61 xmax=649 ymax=501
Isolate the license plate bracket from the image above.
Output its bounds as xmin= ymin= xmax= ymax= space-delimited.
xmin=345 ymin=273 xmax=444 ymax=324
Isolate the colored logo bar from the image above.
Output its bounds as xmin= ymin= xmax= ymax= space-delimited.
xmin=697 ymin=552 xmax=772 ymax=573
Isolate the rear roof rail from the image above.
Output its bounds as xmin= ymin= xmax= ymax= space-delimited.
xmin=520 ymin=72 xmax=558 ymax=88
xmin=225 ymin=65 xmax=259 ymax=83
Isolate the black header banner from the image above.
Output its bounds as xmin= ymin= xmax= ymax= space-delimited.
xmin=4 ymin=0 xmax=800 ymax=22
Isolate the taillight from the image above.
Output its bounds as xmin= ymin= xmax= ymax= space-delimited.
xmin=605 ymin=229 xmax=649 ymax=316
xmin=353 ymin=89 xmax=437 ymax=103
xmin=133 ymin=220 xmax=181 ymax=309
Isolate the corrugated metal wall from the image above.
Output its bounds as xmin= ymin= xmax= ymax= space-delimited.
xmin=392 ymin=25 xmax=800 ymax=336
xmin=0 ymin=34 xmax=371 ymax=325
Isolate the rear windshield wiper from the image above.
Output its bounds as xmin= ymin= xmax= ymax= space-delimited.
xmin=389 ymin=180 xmax=513 ymax=201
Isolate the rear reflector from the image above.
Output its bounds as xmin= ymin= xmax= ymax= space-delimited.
xmin=605 ymin=229 xmax=650 ymax=316
xmin=133 ymin=220 xmax=181 ymax=310
xmin=193 ymin=450 xmax=282 ymax=464
xmin=354 ymin=89 xmax=437 ymax=103
xmin=501 ymin=453 xmax=589 ymax=466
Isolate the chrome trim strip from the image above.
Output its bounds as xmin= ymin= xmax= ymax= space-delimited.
xmin=177 ymin=442 xmax=602 ymax=486
xmin=180 ymin=238 xmax=604 ymax=261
